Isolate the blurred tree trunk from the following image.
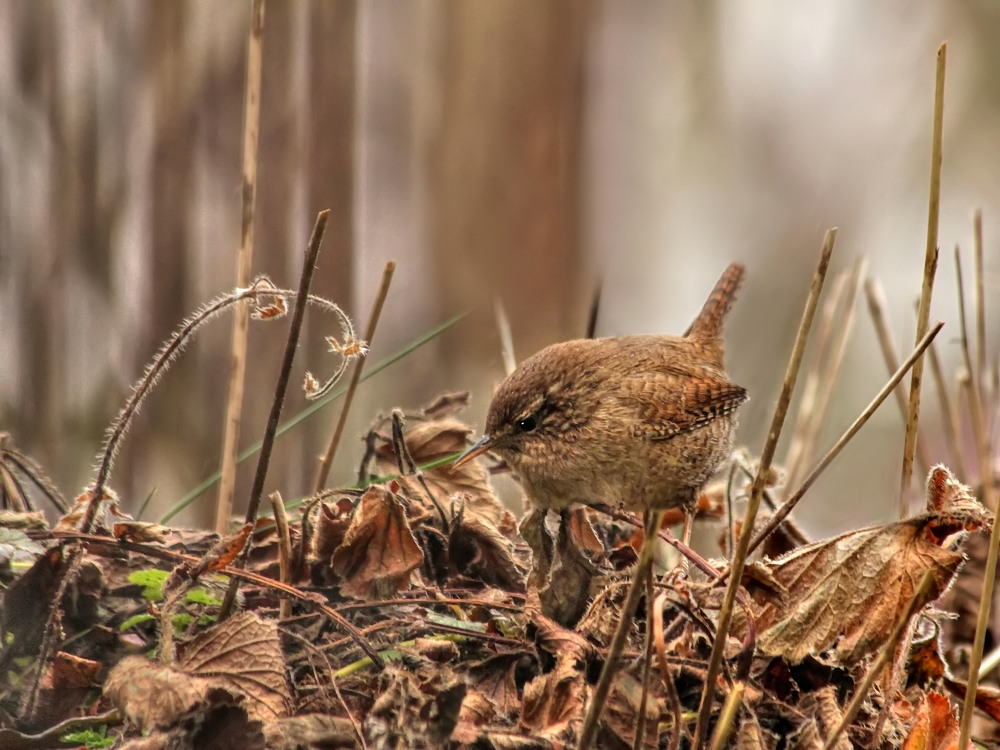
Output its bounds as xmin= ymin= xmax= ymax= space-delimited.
xmin=428 ymin=1 xmax=590 ymax=361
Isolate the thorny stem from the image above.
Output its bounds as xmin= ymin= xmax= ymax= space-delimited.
xmin=692 ymin=229 xmax=836 ymax=750
xmin=312 ymin=260 xmax=396 ymax=493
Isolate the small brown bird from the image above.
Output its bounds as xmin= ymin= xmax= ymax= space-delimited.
xmin=456 ymin=263 xmax=748 ymax=749
xmin=455 ymin=262 xmax=748 ymax=516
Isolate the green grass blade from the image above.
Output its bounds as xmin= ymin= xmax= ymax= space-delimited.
xmin=159 ymin=312 xmax=468 ymax=524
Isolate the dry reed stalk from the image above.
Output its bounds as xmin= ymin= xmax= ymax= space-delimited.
xmin=865 ymin=279 xmax=931 ymax=479
xmin=746 ymin=322 xmax=944 ymax=558
xmin=789 ymin=258 xmax=866 ymax=487
xmin=216 ymin=0 xmax=266 ymax=533
xmin=781 ymin=271 xmax=847 ymax=494
xmin=691 ymin=229 xmax=836 ymax=749
xmin=901 ymin=42 xmax=946 ymax=503
xmin=926 ymin=325 xmax=967 ymax=479
xmin=956 ymin=245 xmax=999 ymax=749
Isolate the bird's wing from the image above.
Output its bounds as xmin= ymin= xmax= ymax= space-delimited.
xmin=621 ymin=366 xmax=748 ymax=440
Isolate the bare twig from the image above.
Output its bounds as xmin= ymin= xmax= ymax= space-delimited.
xmin=901 ymin=42 xmax=946 ymax=500
xmin=692 ymin=229 xmax=836 ymax=750
xmin=865 ymin=279 xmax=931 ymax=478
xmin=216 ymin=0 xmax=266 ymax=533
xmin=220 ymin=210 xmax=329 ymax=620
xmin=312 ymin=261 xmax=396 ymax=493
xmin=269 ymin=491 xmax=293 ymax=620
xmin=956 ymin=246 xmax=999 ymax=749
xmin=652 ymin=592 xmax=683 ymax=750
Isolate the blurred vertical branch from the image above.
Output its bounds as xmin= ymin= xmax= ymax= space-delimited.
xmin=429 ymin=1 xmax=589 ymax=360
xmin=216 ymin=0 xmax=265 ymax=534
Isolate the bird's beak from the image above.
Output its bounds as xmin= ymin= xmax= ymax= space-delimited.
xmin=453 ymin=434 xmax=493 ymax=469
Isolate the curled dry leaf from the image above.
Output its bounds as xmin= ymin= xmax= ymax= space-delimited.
xmin=901 ymin=691 xmax=963 ymax=750
xmin=449 ymin=511 xmax=526 ymax=591
xmin=330 ymin=484 xmax=424 ymax=600
xmin=104 ymin=611 xmax=290 ymax=730
xmin=750 ymin=465 xmax=992 ymax=664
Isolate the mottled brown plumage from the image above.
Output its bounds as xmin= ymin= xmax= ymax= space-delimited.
xmin=457 ymin=263 xmax=748 ymax=513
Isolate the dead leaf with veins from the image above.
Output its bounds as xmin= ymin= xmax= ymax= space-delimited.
xmin=750 ymin=465 xmax=991 ymax=664
xmin=104 ymin=611 xmax=290 ymax=730
xmin=330 ymin=484 xmax=424 ymax=600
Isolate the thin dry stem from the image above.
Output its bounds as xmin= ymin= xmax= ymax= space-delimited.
xmin=974 ymin=208 xmax=986 ymax=409
xmin=747 ymin=322 xmax=944 ymax=558
xmin=956 ymin=246 xmax=999 ymax=748
xmin=652 ymin=591 xmax=683 ymax=750
xmin=312 ymin=261 xmax=396 ymax=493
xmin=692 ymin=228 xmax=836 ymax=750
xmin=865 ymin=279 xmax=931 ymax=479
xmin=782 ymin=271 xmax=847 ymax=492
xmin=586 ymin=281 xmax=602 ymax=339
xmin=821 ymin=571 xmax=936 ymax=750
xmin=216 ymin=0 xmax=266 ymax=534
xmin=579 ymin=509 xmax=665 ymax=750
xmin=902 ymin=41 xmax=946 ymax=500
xmin=927 ymin=322 xmax=968 ymax=480
xmin=269 ymin=491 xmax=293 ymax=620
xmin=493 ymin=296 xmax=517 ymax=376
xmin=220 ymin=210 xmax=329 ymax=620
xmin=708 ymin=682 xmax=745 ymax=750
xmin=793 ymin=258 xmax=866 ymax=484
xmin=632 ymin=569 xmax=656 ymax=750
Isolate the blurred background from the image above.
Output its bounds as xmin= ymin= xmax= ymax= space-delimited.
xmin=1 ymin=1 xmax=998 ymax=533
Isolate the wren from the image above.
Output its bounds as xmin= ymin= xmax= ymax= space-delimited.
xmin=456 ymin=263 xmax=748 ymax=748
xmin=456 ymin=262 xmax=748 ymax=516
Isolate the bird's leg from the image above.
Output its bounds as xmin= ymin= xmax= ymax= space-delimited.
xmin=578 ymin=507 xmax=665 ymax=750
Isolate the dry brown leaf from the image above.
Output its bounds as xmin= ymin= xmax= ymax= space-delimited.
xmin=365 ymin=665 xmax=466 ymax=747
xmin=520 ymin=652 xmax=587 ymax=742
xmin=902 ymin=691 xmax=965 ymax=750
xmin=751 ymin=466 xmax=991 ymax=663
xmin=264 ymin=714 xmax=358 ymax=750
xmin=798 ymin=686 xmax=851 ymax=750
xmin=105 ymin=612 xmax=290 ymax=730
xmin=468 ymin=653 xmax=530 ymax=722
xmin=176 ymin=611 xmax=290 ymax=722
xmin=104 ymin=655 xmax=214 ymax=730
xmin=311 ymin=494 xmax=356 ymax=559
xmin=942 ymin=675 xmax=1000 ymax=724
xmin=449 ymin=512 xmax=526 ymax=591
xmin=330 ymin=484 xmax=423 ymax=600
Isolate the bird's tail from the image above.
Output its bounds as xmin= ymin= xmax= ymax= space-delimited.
xmin=687 ymin=263 xmax=745 ymax=341
xmin=684 ymin=263 xmax=745 ymax=367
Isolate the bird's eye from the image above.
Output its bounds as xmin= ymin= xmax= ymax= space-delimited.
xmin=516 ymin=416 xmax=537 ymax=432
